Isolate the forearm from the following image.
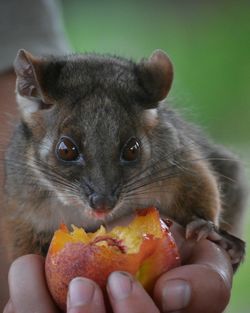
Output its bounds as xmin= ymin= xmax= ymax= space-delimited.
xmin=0 ymin=70 xmax=17 ymax=312
xmin=0 ymin=1 xmax=71 ymax=309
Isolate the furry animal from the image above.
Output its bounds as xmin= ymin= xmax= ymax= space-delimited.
xmin=3 ymin=49 xmax=247 ymax=269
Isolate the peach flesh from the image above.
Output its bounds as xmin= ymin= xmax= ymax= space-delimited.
xmin=45 ymin=207 xmax=180 ymax=311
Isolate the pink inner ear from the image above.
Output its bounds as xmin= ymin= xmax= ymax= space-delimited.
xmin=17 ymin=66 xmax=38 ymax=97
xmin=14 ymin=49 xmax=42 ymax=99
xmin=19 ymin=83 xmax=37 ymax=98
xmin=16 ymin=72 xmax=39 ymax=98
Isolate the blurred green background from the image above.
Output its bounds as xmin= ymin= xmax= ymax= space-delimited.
xmin=61 ymin=0 xmax=249 ymax=312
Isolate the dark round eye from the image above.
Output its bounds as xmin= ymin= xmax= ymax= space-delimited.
xmin=121 ymin=137 xmax=141 ymax=163
xmin=56 ymin=137 xmax=80 ymax=162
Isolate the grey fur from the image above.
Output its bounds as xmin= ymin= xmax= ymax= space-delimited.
xmin=4 ymin=51 xmax=247 ymax=262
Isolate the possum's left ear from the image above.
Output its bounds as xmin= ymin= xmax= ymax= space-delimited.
xmin=137 ymin=50 xmax=173 ymax=107
xmin=14 ymin=49 xmax=46 ymax=100
xmin=13 ymin=49 xmax=53 ymax=120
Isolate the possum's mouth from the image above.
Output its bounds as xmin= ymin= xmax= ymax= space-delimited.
xmin=105 ymin=213 xmax=136 ymax=231
xmin=78 ymin=205 xmax=170 ymax=236
xmin=90 ymin=209 xmax=111 ymax=219
xmin=103 ymin=207 xmax=171 ymax=232
xmin=85 ymin=204 xmax=164 ymax=232
xmin=84 ymin=206 xmax=137 ymax=231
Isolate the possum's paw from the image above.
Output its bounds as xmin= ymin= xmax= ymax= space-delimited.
xmin=217 ymin=229 xmax=246 ymax=271
xmin=186 ymin=217 xmax=245 ymax=271
xmin=186 ymin=218 xmax=221 ymax=241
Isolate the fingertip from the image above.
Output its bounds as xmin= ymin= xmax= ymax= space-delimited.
xmin=8 ymin=254 xmax=58 ymax=313
xmin=107 ymin=272 xmax=133 ymax=301
xmin=156 ymin=278 xmax=191 ymax=312
xmin=67 ymin=277 xmax=106 ymax=313
xmin=154 ymin=264 xmax=231 ymax=313
xmin=9 ymin=254 xmax=45 ymax=290
xmin=107 ymin=271 xmax=160 ymax=313
xmin=67 ymin=277 xmax=95 ymax=308
xmin=11 ymin=252 xmax=43 ymax=265
xmin=9 ymin=254 xmax=44 ymax=277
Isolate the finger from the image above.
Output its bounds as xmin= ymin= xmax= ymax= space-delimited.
xmin=67 ymin=277 xmax=106 ymax=313
xmin=107 ymin=271 xmax=160 ymax=313
xmin=168 ymin=222 xmax=195 ymax=262
xmin=154 ymin=239 xmax=233 ymax=313
xmin=3 ymin=300 xmax=14 ymax=313
xmin=8 ymin=254 xmax=59 ymax=313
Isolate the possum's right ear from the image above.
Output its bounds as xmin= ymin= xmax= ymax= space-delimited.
xmin=137 ymin=50 xmax=173 ymax=108
xmin=14 ymin=49 xmax=52 ymax=118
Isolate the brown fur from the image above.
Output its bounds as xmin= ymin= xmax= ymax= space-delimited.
xmin=3 ymin=50 xmax=247 ymax=265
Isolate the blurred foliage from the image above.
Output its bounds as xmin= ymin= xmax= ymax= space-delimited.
xmin=62 ymin=0 xmax=250 ymax=145
xmin=61 ymin=1 xmax=249 ymax=312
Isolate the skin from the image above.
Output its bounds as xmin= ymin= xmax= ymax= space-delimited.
xmin=3 ymin=224 xmax=233 ymax=313
xmin=0 ymin=71 xmax=233 ymax=313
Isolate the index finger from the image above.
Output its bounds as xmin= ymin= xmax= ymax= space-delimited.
xmin=8 ymin=254 xmax=59 ymax=313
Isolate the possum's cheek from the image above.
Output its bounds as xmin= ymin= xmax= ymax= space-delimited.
xmin=141 ymin=108 xmax=159 ymax=130
xmin=139 ymin=108 xmax=159 ymax=162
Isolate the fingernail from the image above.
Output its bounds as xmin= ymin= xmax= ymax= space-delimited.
xmin=68 ymin=278 xmax=95 ymax=307
xmin=162 ymin=279 xmax=191 ymax=312
xmin=108 ymin=272 xmax=133 ymax=300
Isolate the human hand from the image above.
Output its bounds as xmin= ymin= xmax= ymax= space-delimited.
xmin=3 ymin=255 xmax=160 ymax=313
xmin=153 ymin=223 xmax=233 ymax=313
xmin=3 ymin=223 xmax=233 ymax=313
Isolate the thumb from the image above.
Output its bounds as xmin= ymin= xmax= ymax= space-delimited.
xmin=154 ymin=226 xmax=232 ymax=313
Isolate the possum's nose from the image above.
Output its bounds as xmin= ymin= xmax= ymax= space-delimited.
xmin=89 ymin=193 xmax=117 ymax=213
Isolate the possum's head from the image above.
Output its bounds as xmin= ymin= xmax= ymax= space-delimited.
xmin=12 ymin=49 xmax=177 ymax=227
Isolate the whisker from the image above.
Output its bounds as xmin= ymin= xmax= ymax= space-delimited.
xmin=122 ymin=154 xmax=241 ymax=195
xmin=123 ymin=143 xmax=194 ymax=187
xmin=5 ymin=156 xmax=81 ymax=197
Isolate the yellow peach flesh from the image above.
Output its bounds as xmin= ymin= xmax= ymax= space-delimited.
xmin=45 ymin=207 xmax=180 ymax=311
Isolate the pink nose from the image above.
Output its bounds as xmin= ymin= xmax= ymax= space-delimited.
xmin=89 ymin=193 xmax=116 ymax=212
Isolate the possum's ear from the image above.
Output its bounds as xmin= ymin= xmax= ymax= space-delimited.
xmin=14 ymin=49 xmax=45 ymax=99
xmin=13 ymin=49 xmax=52 ymax=117
xmin=137 ymin=50 xmax=173 ymax=107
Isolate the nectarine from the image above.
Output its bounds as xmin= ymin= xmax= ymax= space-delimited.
xmin=45 ymin=207 xmax=180 ymax=311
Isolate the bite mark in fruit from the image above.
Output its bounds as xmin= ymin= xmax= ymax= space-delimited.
xmin=45 ymin=207 xmax=180 ymax=311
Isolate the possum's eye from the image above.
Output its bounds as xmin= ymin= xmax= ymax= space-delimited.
xmin=121 ymin=137 xmax=141 ymax=163
xmin=56 ymin=137 xmax=80 ymax=162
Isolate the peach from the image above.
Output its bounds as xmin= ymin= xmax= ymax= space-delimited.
xmin=45 ymin=207 xmax=180 ymax=311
